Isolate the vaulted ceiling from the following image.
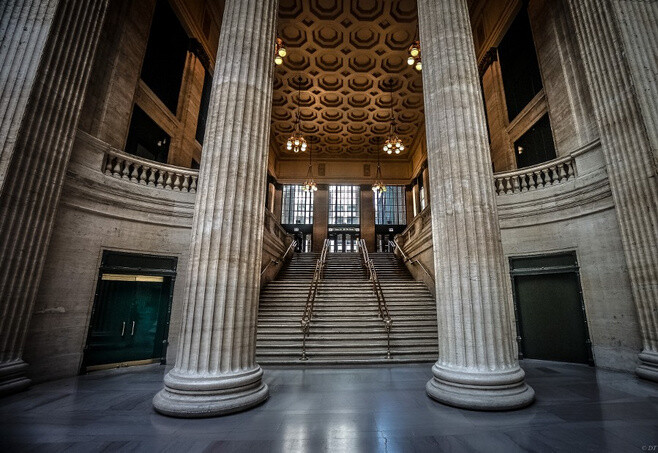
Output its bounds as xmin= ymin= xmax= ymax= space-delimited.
xmin=272 ymin=0 xmax=424 ymax=161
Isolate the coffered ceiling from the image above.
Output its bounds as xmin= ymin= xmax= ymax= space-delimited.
xmin=272 ymin=0 xmax=424 ymax=161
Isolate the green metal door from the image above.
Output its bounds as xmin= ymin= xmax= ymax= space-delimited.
xmin=510 ymin=253 xmax=592 ymax=364
xmin=83 ymin=251 xmax=177 ymax=370
xmin=84 ymin=275 xmax=172 ymax=368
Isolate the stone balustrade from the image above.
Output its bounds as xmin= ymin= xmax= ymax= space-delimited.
xmin=102 ymin=149 xmax=198 ymax=193
xmin=494 ymin=154 xmax=575 ymax=195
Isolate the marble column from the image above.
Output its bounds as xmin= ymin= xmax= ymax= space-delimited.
xmin=405 ymin=186 xmax=415 ymax=225
xmin=273 ymin=185 xmax=283 ymax=223
xmin=152 ymin=0 xmax=278 ymax=417
xmin=566 ymin=0 xmax=658 ymax=382
xmin=360 ymin=186 xmax=376 ymax=251
xmin=421 ymin=166 xmax=431 ymax=206
xmin=312 ymin=185 xmax=329 ymax=253
xmin=417 ymin=0 xmax=534 ymax=410
xmin=0 ymin=0 xmax=108 ymax=395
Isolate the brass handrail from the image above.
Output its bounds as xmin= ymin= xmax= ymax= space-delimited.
xmin=389 ymin=239 xmax=435 ymax=283
xmin=300 ymin=239 xmax=329 ymax=360
xmin=261 ymin=240 xmax=297 ymax=276
xmin=359 ymin=239 xmax=392 ymax=359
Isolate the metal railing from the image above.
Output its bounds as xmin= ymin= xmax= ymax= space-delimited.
xmin=260 ymin=240 xmax=297 ymax=276
xmin=359 ymin=239 xmax=392 ymax=359
xmin=300 ymin=239 xmax=329 ymax=360
xmin=389 ymin=239 xmax=435 ymax=284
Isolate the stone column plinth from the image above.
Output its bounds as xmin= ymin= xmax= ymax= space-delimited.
xmin=417 ymin=0 xmax=534 ymax=410
xmin=312 ymin=185 xmax=329 ymax=252
xmin=0 ymin=0 xmax=108 ymax=395
xmin=152 ymin=0 xmax=278 ymax=417
xmin=566 ymin=0 xmax=658 ymax=382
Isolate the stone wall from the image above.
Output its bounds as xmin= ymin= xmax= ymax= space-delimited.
xmin=23 ymin=131 xmax=288 ymax=383
xmin=397 ymin=142 xmax=642 ymax=373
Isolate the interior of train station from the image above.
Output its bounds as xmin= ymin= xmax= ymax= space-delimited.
xmin=1 ymin=0 xmax=657 ymax=450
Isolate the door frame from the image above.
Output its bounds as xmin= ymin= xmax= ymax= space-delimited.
xmin=509 ymin=251 xmax=594 ymax=365
xmin=81 ymin=251 xmax=178 ymax=373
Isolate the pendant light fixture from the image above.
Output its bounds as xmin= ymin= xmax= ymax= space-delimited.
xmin=382 ymin=78 xmax=404 ymax=155
xmin=302 ymin=140 xmax=318 ymax=192
xmin=407 ymin=39 xmax=422 ymax=72
xmin=274 ymin=37 xmax=287 ymax=65
xmin=286 ymin=76 xmax=307 ymax=153
xmin=372 ymin=145 xmax=386 ymax=194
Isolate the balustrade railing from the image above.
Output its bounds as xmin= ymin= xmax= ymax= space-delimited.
xmin=300 ymin=239 xmax=329 ymax=360
xmin=494 ymin=154 xmax=575 ymax=195
xmin=102 ymin=149 xmax=198 ymax=193
xmin=359 ymin=239 xmax=392 ymax=359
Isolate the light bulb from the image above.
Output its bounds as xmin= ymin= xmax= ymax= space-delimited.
xmin=274 ymin=55 xmax=283 ymax=65
xmin=396 ymin=142 xmax=401 ymax=148
xmin=415 ymin=61 xmax=422 ymax=71
xmin=294 ymin=139 xmax=300 ymax=146
xmin=278 ymin=48 xmax=287 ymax=57
xmin=410 ymin=47 xmax=419 ymax=57
xmin=407 ymin=56 xmax=415 ymax=66
xmin=301 ymin=143 xmax=307 ymax=151
xmin=395 ymin=149 xmax=400 ymax=154
xmin=400 ymin=145 xmax=405 ymax=151
xmin=387 ymin=149 xmax=392 ymax=155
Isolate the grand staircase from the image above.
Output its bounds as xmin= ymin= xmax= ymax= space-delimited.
xmin=256 ymin=249 xmax=438 ymax=365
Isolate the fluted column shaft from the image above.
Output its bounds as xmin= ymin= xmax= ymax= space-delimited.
xmin=0 ymin=0 xmax=59 ymax=191
xmin=153 ymin=0 xmax=277 ymax=418
xmin=0 ymin=0 xmax=108 ymax=395
xmin=417 ymin=0 xmax=534 ymax=410
xmin=566 ymin=0 xmax=658 ymax=381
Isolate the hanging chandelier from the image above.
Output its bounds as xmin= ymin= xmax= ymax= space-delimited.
xmin=302 ymin=141 xmax=317 ymax=192
xmin=286 ymin=77 xmax=307 ymax=153
xmin=274 ymin=37 xmax=287 ymax=65
xmin=382 ymin=79 xmax=404 ymax=155
xmin=407 ymin=40 xmax=422 ymax=71
xmin=372 ymin=146 xmax=386 ymax=194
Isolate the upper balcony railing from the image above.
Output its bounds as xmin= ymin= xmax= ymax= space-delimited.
xmin=493 ymin=154 xmax=575 ymax=195
xmin=102 ymin=148 xmax=198 ymax=193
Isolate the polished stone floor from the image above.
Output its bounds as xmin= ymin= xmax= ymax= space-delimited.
xmin=1 ymin=360 xmax=657 ymax=452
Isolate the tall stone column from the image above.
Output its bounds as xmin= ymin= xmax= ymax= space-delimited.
xmin=312 ymin=185 xmax=329 ymax=252
xmin=152 ymin=0 xmax=278 ymax=417
xmin=566 ymin=0 xmax=658 ymax=382
xmin=405 ymin=186 xmax=415 ymax=225
xmin=0 ymin=0 xmax=108 ymax=395
xmin=417 ymin=0 xmax=534 ymax=410
xmin=360 ymin=186 xmax=376 ymax=251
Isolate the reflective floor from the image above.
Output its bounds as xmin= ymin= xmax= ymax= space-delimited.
xmin=1 ymin=360 xmax=657 ymax=452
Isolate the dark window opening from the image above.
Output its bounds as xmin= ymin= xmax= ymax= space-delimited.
xmin=141 ymin=0 xmax=188 ymax=113
xmin=196 ymin=70 xmax=212 ymax=144
xmin=514 ymin=114 xmax=556 ymax=168
xmin=125 ymin=105 xmax=170 ymax=163
xmin=498 ymin=7 xmax=543 ymax=121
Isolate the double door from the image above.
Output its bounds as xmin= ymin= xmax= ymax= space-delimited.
xmin=84 ymin=274 xmax=172 ymax=369
xmin=328 ymin=231 xmax=360 ymax=252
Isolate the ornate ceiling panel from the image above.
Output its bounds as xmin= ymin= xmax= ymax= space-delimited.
xmin=273 ymin=0 xmax=424 ymax=160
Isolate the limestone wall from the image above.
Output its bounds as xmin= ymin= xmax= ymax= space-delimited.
xmin=398 ymin=141 xmax=642 ymax=373
xmin=23 ymin=131 xmax=288 ymax=383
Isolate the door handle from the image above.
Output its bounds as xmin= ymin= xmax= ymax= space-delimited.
xmin=121 ymin=322 xmax=126 ymax=337
xmin=131 ymin=321 xmax=135 ymax=336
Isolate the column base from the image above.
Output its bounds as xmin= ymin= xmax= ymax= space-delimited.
xmin=153 ymin=365 xmax=269 ymax=418
xmin=426 ymin=362 xmax=535 ymax=411
xmin=0 ymin=360 xmax=31 ymax=396
xmin=636 ymin=350 xmax=658 ymax=382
